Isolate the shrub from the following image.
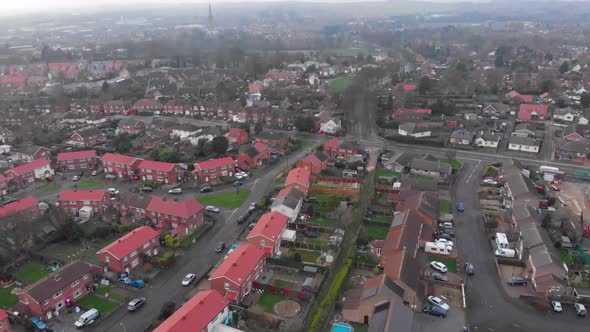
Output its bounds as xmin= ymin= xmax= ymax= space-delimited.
xmin=112 ymin=223 xmax=138 ymax=233
xmin=164 ymin=234 xmax=180 ymax=249
xmin=309 ymin=259 xmax=352 ymax=331
xmin=158 ymin=251 xmax=175 ymax=266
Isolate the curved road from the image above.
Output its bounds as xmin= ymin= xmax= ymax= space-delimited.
xmin=454 ymin=160 xmax=587 ymax=332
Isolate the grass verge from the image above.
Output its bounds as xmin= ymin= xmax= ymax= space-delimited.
xmin=15 ymin=263 xmax=48 ymax=285
xmin=197 ymin=190 xmax=249 ymax=209
xmin=440 ymin=159 xmax=463 ymax=170
xmin=439 ymin=201 xmax=452 ymax=214
xmin=77 ymin=180 xmax=103 ymax=188
xmin=375 ymin=168 xmax=401 ymax=178
xmin=364 ymin=225 xmax=389 ymax=241
xmin=78 ymin=294 xmax=117 ymax=313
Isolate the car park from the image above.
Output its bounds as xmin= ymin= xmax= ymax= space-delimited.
xmin=575 ymin=303 xmax=587 ymax=316
xmin=551 ymin=301 xmax=562 ymax=313
xmin=430 ymin=261 xmax=448 ymax=273
xmin=456 ymin=202 xmax=465 ymax=212
xmin=428 ymin=272 xmax=449 ymax=282
xmin=182 ymin=273 xmax=196 ymax=286
xmin=464 ymin=262 xmax=475 ymax=275
xmin=168 ymin=188 xmax=183 ymax=194
xmin=128 ymin=297 xmax=146 ymax=312
xmin=427 ymin=296 xmax=450 ymax=311
xmin=215 ymin=241 xmax=226 ymax=253
xmin=205 ymin=205 xmax=220 ymax=213
xmin=200 ymin=186 xmax=212 ymax=193
xmin=507 ymin=276 xmax=527 ymax=286
xmin=423 ymin=305 xmax=447 ymax=317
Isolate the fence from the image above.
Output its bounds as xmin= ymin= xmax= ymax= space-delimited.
xmin=317 ymin=177 xmax=363 ymax=184
xmin=281 ymin=241 xmax=326 ymax=251
xmin=309 ymin=187 xmax=360 ymax=195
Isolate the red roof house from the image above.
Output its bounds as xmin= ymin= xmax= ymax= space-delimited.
xmin=297 ymin=151 xmax=328 ymax=174
xmin=97 ymin=226 xmax=160 ymax=273
xmin=146 ymin=197 xmax=204 ymax=238
xmin=518 ymin=104 xmax=549 ymax=121
xmin=401 ymin=84 xmax=417 ymax=92
xmin=237 ymin=142 xmax=270 ymax=171
xmin=0 ymin=75 xmax=28 ymax=87
xmin=153 ymin=290 xmax=230 ymax=332
xmin=132 ymin=99 xmax=163 ymax=112
xmin=284 ymin=167 xmax=311 ymax=195
xmin=101 ymin=153 xmax=143 ymax=179
xmin=138 ymin=160 xmax=181 ymax=184
xmin=0 ymin=196 xmax=40 ymax=220
xmin=209 ymin=243 xmax=265 ymax=303
xmin=323 ymin=138 xmax=360 ymax=160
xmin=393 ymin=108 xmax=432 ymax=119
xmin=0 ymin=308 xmax=12 ymax=332
xmin=56 ymin=150 xmax=97 ymax=172
xmin=5 ymin=159 xmax=54 ymax=186
xmin=226 ymin=128 xmax=249 ymax=145
xmin=57 ymin=190 xmax=108 ymax=216
xmin=192 ymin=157 xmax=235 ymax=184
xmin=247 ymin=211 xmax=289 ymax=257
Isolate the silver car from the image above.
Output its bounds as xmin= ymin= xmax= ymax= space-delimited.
xmin=127 ymin=297 xmax=146 ymax=312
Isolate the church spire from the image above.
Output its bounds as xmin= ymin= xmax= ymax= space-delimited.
xmin=208 ymin=1 xmax=214 ymax=30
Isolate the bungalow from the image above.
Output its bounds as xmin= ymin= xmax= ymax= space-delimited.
xmin=97 ymin=226 xmax=160 ymax=273
xmin=237 ymin=142 xmax=270 ymax=171
xmin=284 ymin=167 xmax=311 ymax=195
xmin=393 ymin=108 xmax=432 ymax=119
xmin=298 ymin=151 xmax=328 ymax=174
xmin=513 ymin=123 xmax=537 ymax=138
xmin=555 ymin=139 xmax=590 ymax=162
xmin=225 ymin=128 xmax=249 ymax=145
xmin=563 ymin=124 xmax=590 ymax=141
xmin=270 ymin=186 xmax=304 ymax=222
xmin=398 ymin=123 xmax=431 ymax=138
xmin=5 ymin=159 xmax=54 ymax=186
xmin=409 ymin=159 xmax=452 ymax=179
xmin=0 ymin=309 xmax=11 ymax=332
xmin=117 ymin=118 xmax=146 ymax=135
xmin=133 ymin=99 xmax=163 ymax=113
xmin=527 ymin=244 xmax=567 ymax=293
xmin=508 ymin=136 xmax=541 ymax=153
xmin=255 ymin=132 xmax=289 ymax=155
xmin=0 ymin=196 xmax=41 ymax=221
xmin=474 ymin=131 xmax=501 ymax=149
xmin=505 ymin=91 xmax=534 ymax=103
xmin=324 ymin=138 xmax=360 ymax=160
xmin=57 ymin=190 xmax=108 ymax=216
xmin=101 ymin=153 xmax=142 ymax=179
xmin=138 ymin=160 xmax=181 ymax=184
xmin=449 ymin=129 xmax=473 ymax=145
xmin=153 ymin=290 xmax=230 ymax=332
xmin=482 ymin=103 xmax=511 ymax=117
xmin=146 ymin=197 xmax=204 ymax=238
xmin=56 ymin=150 xmax=97 ymax=172
xmin=18 ymin=260 xmax=94 ymax=319
xmin=247 ymin=211 xmax=289 ymax=257
xmin=382 ymin=152 xmax=416 ymax=173
xmin=553 ymin=107 xmax=576 ymax=122
xmin=518 ymin=104 xmax=548 ymax=121
xmin=69 ymin=127 xmax=104 ymax=147
xmin=192 ymin=157 xmax=235 ymax=184
xmin=208 ymin=243 xmax=265 ymax=303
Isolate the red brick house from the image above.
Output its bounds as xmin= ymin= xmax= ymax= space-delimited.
xmin=117 ymin=118 xmax=146 ymax=135
xmin=97 ymin=226 xmax=160 ymax=273
xmin=101 ymin=153 xmax=143 ymax=179
xmin=18 ymin=260 xmax=94 ymax=319
xmin=247 ymin=211 xmax=289 ymax=257
xmin=323 ymin=138 xmax=359 ymax=160
xmin=284 ymin=167 xmax=311 ymax=195
xmin=57 ymin=190 xmax=108 ymax=216
xmin=0 ymin=129 xmax=15 ymax=143
xmin=103 ymin=100 xmax=128 ymax=114
xmin=56 ymin=150 xmax=97 ymax=172
xmin=163 ymin=99 xmax=188 ymax=116
xmin=133 ymin=99 xmax=163 ymax=113
xmin=298 ymin=151 xmax=328 ymax=174
xmin=138 ymin=160 xmax=181 ymax=184
xmin=237 ymin=142 xmax=270 ymax=171
xmin=117 ymin=193 xmax=152 ymax=225
xmin=5 ymin=159 xmax=54 ymax=186
xmin=208 ymin=243 xmax=265 ymax=303
xmin=153 ymin=290 xmax=230 ymax=332
xmin=226 ymin=128 xmax=249 ymax=145
xmin=0 ymin=309 xmax=12 ymax=332
xmin=146 ymin=197 xmax=204 ymax=238
xmin=518 ymin=104 xmax=549 ymax=121
xmin=69 ymin=127 xmax=104 ymax=147
xmin=0 ymin=174 xmax=7 ymax=196
xmin=0 ymin=196 xmax=40 ymax=220
xmin=192 ymin=157 xmax=235 ymax=184
xmin=15 ymin=145 xmax=51 ymax=162
xmin=254 ymin=132 xmax=289 ymax=155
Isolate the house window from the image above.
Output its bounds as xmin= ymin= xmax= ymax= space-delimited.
xmin=43 ymin=299 xmax=50 ymax=306
xmin=130 ymin=250 xmax=137 ymax=257
xmin=83 ymin=274 xmax=89 ymax=280
xmin=224 ymin=283 xmax=230 ymax=290
xmin=123 ymin=257 xmax=128 ymax=262
xmin=53 ymin=290 xmax=63 ymax=299
xmin=260 ymin=240 xmax=265 ymax=247
xmin=143 ymin=242 xmax=150 ymax=249
xmin=73 ymin=289 xmax=82 ymax=298
xmin=81 ymin=164 xmax=87 ymax=168
xmin=71 ymin=279 xmax=80 ymax=287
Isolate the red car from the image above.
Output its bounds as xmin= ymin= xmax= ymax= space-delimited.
xmin=133 ymin=175 xmax=141 ymax=181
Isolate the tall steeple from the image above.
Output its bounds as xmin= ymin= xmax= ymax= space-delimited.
xmin=208 ymin=1 xmax=214 ymax=30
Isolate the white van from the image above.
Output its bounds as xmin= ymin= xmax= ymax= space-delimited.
xmin=495 ymin=248 xmax=516 ymax=258
xmin=575 ymin=303 xmax=587 ymax=316
xmin=425 ymin=241 xmax=452 ymax=255
xmin=74 ymin=308 xmax=100 ymax=328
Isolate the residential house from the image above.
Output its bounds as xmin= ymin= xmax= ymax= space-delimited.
xmin=382 ymin=152 xmax=416 ymax=173
xmin=133 ymin=99 xmax=163 ymax=113
xmin=226 ymin=128 xmax=249 ymax=146
xmin=398 ymin=123 xmax=431 ymax=138
xmin=563 ymin=124 xmax=590 ymax=141
xmin=512 ymin=123 xmax=537 ymax=138
xmin=13 ymin=145 xmax=50 ymax=162
xmin=393 ymin=108 xmax=432 ymax=119
xmin=0 ymin=309 xmax=11 ymax=332
xmin=97 ymin=226 xmax=160 ymax=273
xmin=18 ymin=260 xmax=94 ymax=318
xmin=409 ymin=159 xmax=452 ymax=179
xmin=555 ymin=140 xmax=590 ymax=162
xmin=192 ymin=157 xmax=235 ymax=184
xmin=553 ymin=107 xmax=576 ymax=122
xmin=449 ymin=129 xmax=473 ymax=145
xmin=0 ymin=174 xmax=7 ymax=195
xmin=57 ymin=190 xmax=108 ymax=216
xmin=103 ymin=100 xmax=128 ymax=114
xmin=319 ymin=117 xmax=342 ymax=135
xmin=323 ymin=138 xmax=360 ymax=160
xmin=518 ymin=104 xmax=548 ymax=121
xmin=502 ymin=166 xmax=539 ymax=209
xmin=5 ymin=159 xmax=54 ymax=186
xmin=163 ymin=99 xmax=189 ymax=116
xmin=505 ymin=91 xmax=534 ymax=103
xmin=284 ymin=167 xmax=311 ymax=195
xmin=255 ymin=132 xmax=289 ymax=155
xmin=270 ymin=187 xmax=304 ymax=222
xmin=101 ymin=153 xmax=143 ymax=179
xmin=56 ymin=150 xmax=97 ymax=172
xmin=117 ymin=118 xmax=146 ymax=135
xmin=171 ymin=124 xmax=200 ymax=140
xmin=527 ymin=244 xmax=567 ymax=293
xmin=69 ymin=127 xmax=104 ymax=147
xmin=508 ymin=136 xmax=541 ymax=153
xmin=153 ymin=290 xmax=230 ymax=332
xmin=237 ymin=142 xmax=270 ymax=171
xmin=0 ymin=129 xmax=15 ymax=143
xmin=117 ymin=192 xmax=152 ymax=224
xmin=474 ymin=131 xmax=501 ymax=149
xmin=208 ymin=243 xmax=265 ymax=303
xmin=0 ymin=196 xmax=41 ymax=221
xmin=482 ymin=103 xmax=511 ymax=117
xmin=298 ymin=151 xmax=328 ymax=174
xmin=247 ymin=211 xmax=289 ymax=257
xmin=138 ymin=160 xmax=181 ymax=184
xmin=146 ymin=197 xmax=204 ymax=238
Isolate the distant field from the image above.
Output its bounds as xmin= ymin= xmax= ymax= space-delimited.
xmin=328 ymin=76 xmax=353 ymax=93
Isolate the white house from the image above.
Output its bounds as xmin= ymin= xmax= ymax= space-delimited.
xmin=171 ymin=124 xmax=199 ymax=140
xmin=508 ymin=136 xmax=540 ymax=153
xmin=553 ymin=108 xmax=576 ymax=122
xmin=474 ymin=132 xmax=501 ymax=148
xmin=0 ymin=145 xmax=11 ymax=154
xmin=270 ymin=187 xmax=303 ymax=222
xmin=398 ymin=123 xmax=431 ymax=138
xmin=320 ymin=118 xmax=342 ymax=134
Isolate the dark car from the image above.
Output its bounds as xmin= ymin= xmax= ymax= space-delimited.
xmin=507 ymin=276 xmax=527 ymax=286
xmin=127 ymin=297 xmax=146 ymax=312
xmin=428 ymin=272 xmax=449 ymax=282
xmin=456 ymin=202 xmax=465 ymax=212
xmin=140 ymin=186 xmax=153 ymax=192
xmin=437 ymin=233 xmax=453 ymax=241
xmin=237 ymin=215 xmax=248 ymax=224
xmin=215 ymin=241 xmax=226 ymax=253
xmin=304 ymin=229 xmax=320 ymax=237
xmin=423 ymin=305 xmax=447 ymax=317
xmin=464 ymin=262 xmax=475 ymax=275
xmin=200 ymin=186 xmax=213 ymax=193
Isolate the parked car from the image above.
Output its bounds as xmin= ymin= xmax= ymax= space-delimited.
xmin=215 ymin=241 xmax=226 ymax=253
xmin=168 ymin=188 xmax=183 ymax=194
xmin=304 ymin=229 xmax=320 ymax=237
xmin=182 ymin=273 xmax=196 ymax=286
xmin=107 ymin=188 xmax=120 ymax=195
xmin=140 ymin=186 xmax=153 ymax=192
xmin=423 ymin=305 xmax=447 ymax=317
xmin=31 ymin=317 xmax=47 ymax=330
xmin=205 ymin=205 xmax=220 ymax=213
xmin=435 ymin=238 xmax=454 ymax=247
xmin=483 ymin=177 xmax=499 ymax=185
xmin=464 ymin=262 xmax=475 ymax=275
xmin=118 ymin=276 xmax=145 ymax=288
xmin=234 ymin=180 xmax=244 ymax=186
xmin=430 ymin=261 xmax=448 ymax=273
xmin=456 ymin=202 xmax=465 ymax=212
xmin=127 ymin=297 xmax=146 ymax=312
xmin=248 ymin=223 xmax=256 ymax=229
xmin=235 ymin=173 xmax=244 ymax=180
xmin=551 ymin=301 xmax=562 ymax=313
xmin=428 ymin=272 xmax=448 ymax=282
xmin=495 ymin=249 xmax=516 ymax=258
xmin=105 ymin=174 xmax=117 ymax=180
xmin=437 ymin=233 xmax=453 ymax=241
xmin=91 ymin=169 xmax=102 ymax=176
xmin=427 ymin=296 xmax=450 ymax=311
xmin=507 ymin=276 xmax=527 ymax=286
xmin=249 ymin=202 xmax=257 ymax=212
xmin=237 ymin=215 xmax=248 ymax=224
xmin=200 ymin=186 xmax=212 ymax=193
xmin=72 ymin=175 xmax=81 ymax=181
xmin=575 ymin=303 xmax=587 ymax=316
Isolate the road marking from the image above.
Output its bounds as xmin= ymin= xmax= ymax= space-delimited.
xmin=251 ymin=178 xmax=260 ymax=191
xmin=465 ymin=160 xmax=481 ymax=184
xmin=226 ymin=208 xmax=239 ymax=224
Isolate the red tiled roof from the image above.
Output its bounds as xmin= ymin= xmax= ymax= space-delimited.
xmin=0 ymin=308 xmax=7 ymax=321
xmin=138 ymin=160 xmax=176 ymax=172
xmin=7 ymin=159 xmax=50 ymax=176
xmin=276 ymin=186 xmax=294 ymax=199
xmin=193 ymin=156 xmax=234 ymax=172
xmin=285 ymin=167 xmax=311 ymax=188
xmin=209 ymin=243 xmax=264 ymax=284
xmin=247 ymin=212 xmax=288 ymax=242
xmin=518 ymin=104 xmax=548 ymax=120
xmin=324 ymin=138 xmax=341 ymax=148
xmin=227 ymin=128 xmax=247 ymax=138
xmin=0 ymin=174 xmax=6 ymax=182
xmin=402 ymin=84 xmax=417 ymax=92
xmin=57 ymin=150 xmax=96 ymax=161
xmin=0 ymin=75 xmax=28 ymax=85
xmin=153 ymin=290 xmax=230 ymax=332
xmin=301 ymin=153 xmax=322 ymax=167
xmin=253 ymin=141 xmax=268 ymax=153
xmin=147 ymin=197 xmax=204 ymax=219
xmin=97 ymin=226 xmax=159 ymax=259
xmin=100 ymin=153 xmax=142 ymax=166
xmin=0 ymin=196 xmax=38 ymax=218
xmin=57 ymin=189 xmax=106 ymax=202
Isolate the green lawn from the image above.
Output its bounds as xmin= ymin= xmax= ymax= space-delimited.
xmin=197 ymin=190 xmax=250 ymax=208
xmin=439 ymin=201 xmax=452 ymax=214
xmin=375 ymin=168 xmax=401 ymax=178
xmin=364 ymin=225 xmax=389 ymax=241
xmin=427 ymin=256 xmax=458 ymax=273
xmin=308 ymin=218 xmax=335 ymax=227
xmin=258 ymin=292 xmax=286 ymax=314
xmin=440 ymin=159 xmax=463 ymax=170
xmin=77 ymin=180 xmax=103 ymax=188
xmin=78 ymin=294 xmax=118 ymax=313
xmin=328 ymin=76 xmax=353 ymax=93
xmin=370 ymin=215 xmax=392 ymax=225
xmin=15 ymin=263 xmax=48 ymax=285
xmin=95 ymin=285 xmax=125 ymax=302
xmin=39 ymin=183 xmax=60 ymax=193
xmin=272 ymin=279 xmax=297 ymax=289
xmin=0 ymin=285 xmax=18 ymax=309
xmin=291 ymin=249 xmax=322 ymax=263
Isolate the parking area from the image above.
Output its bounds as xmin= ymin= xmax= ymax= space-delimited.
xmin=414 ymin=305 xmax=466 ymax=331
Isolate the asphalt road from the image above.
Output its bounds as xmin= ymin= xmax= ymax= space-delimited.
xmin=453 ymin=160 xmax=588 ymax=332
xmin=89 ymin=144 xmax=316 ymax=332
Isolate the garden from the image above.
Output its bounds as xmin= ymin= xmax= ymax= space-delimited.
xmin=197 ymin=190 xmax=249 ymax=208
xmin=439 ymin=159 xmax=463 ymax=170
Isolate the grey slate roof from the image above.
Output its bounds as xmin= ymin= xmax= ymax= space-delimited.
xmin=509 ymin=136 xmax=541 ymax=147
xmin=410 ymin=159 xmax=452 ymax=174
